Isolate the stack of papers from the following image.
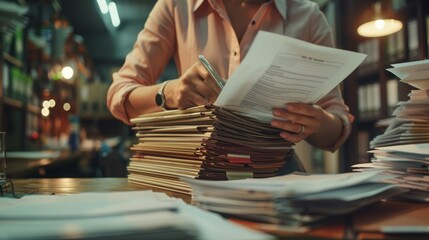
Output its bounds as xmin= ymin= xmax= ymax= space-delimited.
xmin=182 ymin=171 xmax=403 ymax=230
xmin=129 ymin=105 xmax=293 ymax=195
xmin=0 ymin=191 xmax=273 ymax=240
xmin=353 ymin=60 xmax=429 ymax=202
xmin=353 ymin=143 xmax=429 ymax=202
xmin=371 ymin=60 xmax=429 ymax=147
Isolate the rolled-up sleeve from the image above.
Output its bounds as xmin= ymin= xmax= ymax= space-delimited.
xmin=106 ymin=0 xmax=176 ymax=124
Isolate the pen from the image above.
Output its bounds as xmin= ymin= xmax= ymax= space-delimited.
xmin=198 ymin=55 xmax=226 ymax=89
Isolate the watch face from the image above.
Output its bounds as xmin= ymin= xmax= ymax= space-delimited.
xmin=155 ymin=92 xmax=164 ymax=107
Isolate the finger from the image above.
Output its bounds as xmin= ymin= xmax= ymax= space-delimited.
xmin=180 ymin=63 xmax=218 ymax=105
xmin=187 ymin=76 xmax=218 ymax=105
xmin=201 ymin=81 xmax=220 ymax=104
xmin=271 ymin=119 xmax=302 ymax=134
xmin=273 ymin=108 xmax=316 ymax=129
xmin=298 ymin=125 xmax=306 ymax=135
xmin=205 ymin=78 xmax=222 ymax=95
xmin=176 ymin=91 xmax=206 ymax=109
xmin=197 ymin=62 xmax=222 ymax=94
xmin=177 ymin=63 xmax=218 ymax=108
xmin=175 ymin=78 xmax=206 ymax=108
xmin=188 ymin=90 xmax=207 ymax=106
xmin=286 ymin=103 xmax=323 ymax=117
xmin=279 ymin=131 xmax=305 ymax=144
xmin=192 ymin=66 xmax=220 ymax=104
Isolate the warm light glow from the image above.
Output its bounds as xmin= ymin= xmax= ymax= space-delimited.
xmin=357 ymin=1 xmax=403 ymax=38
xmin=49 ymin=99 xmax=56 ymax=108
xmin=42 ymin=100 xmax=50 ymax=109
xmin=63 ymin=103 xmax=71 ymax=111
xmin=97 ymin=0 xmax=109 ymax=14
xmin=357 ymin=19 xmax=403 ymax=37
xmin=41 ymin=108 xmax=50 ymax=117
xmin=39 ymin=158 xmax=50 ymax=165
xmin=374 ymin=19 xmax=385 ymax=29
xmin=109 ymin=2 xmax=120 ymax=27
xmin=62 ymin=66 xmax=74 ymax=79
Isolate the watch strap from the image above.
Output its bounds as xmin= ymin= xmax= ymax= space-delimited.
xmin=156 ymin=80 xmax=170 ymax=110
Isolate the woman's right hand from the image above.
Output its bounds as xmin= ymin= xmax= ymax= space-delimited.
xmin=164 ymin=62 xmax=221 ymax=109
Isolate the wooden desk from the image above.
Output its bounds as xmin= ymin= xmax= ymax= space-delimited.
xmin=7 ymin=151 xmax=86 ymax=178
xmin=7 ymin=177 xmax=191 ymax=203
xmin=352 ymin=200 xmax=429 ymax=240
xmin=4 ymin=178 xmax=429 ymax=240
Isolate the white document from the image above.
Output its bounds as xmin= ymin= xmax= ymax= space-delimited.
xmin=183 ymin=171 xmax=383 ymax=197
xmin=376 ymin=143 xmax=429 ymax=156
xmin=386 ymin=59 xmax=429 ymax=90
xmin=0 ymin=191 xmax=177 ymax=219
xmin=214 ymin=31 xmax=366 ymax=122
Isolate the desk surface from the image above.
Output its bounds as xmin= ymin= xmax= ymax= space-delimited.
xmin=7 ymin=151 xmax=85 ymax=178
xmin=5 ymin=178 xmax=429 ymax=240
xmin=8 ymin=177 xmax=191 ymax=203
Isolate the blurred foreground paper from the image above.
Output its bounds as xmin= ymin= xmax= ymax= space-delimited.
xmin=0 ymin=191 xmax=273 ymax=240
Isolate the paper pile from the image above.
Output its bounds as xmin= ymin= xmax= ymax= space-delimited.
xmin=182 ymin=171 xmax=402 ymax=231
xmin=129 ymin=105 xmax=293 ymax=195
xmin=0 ymin=191 xmax=273 ymax=240
xmin=370 ymin=60 xmax=429 ymax=147
xmin=354 ymin=60 xmax=429 ymax=202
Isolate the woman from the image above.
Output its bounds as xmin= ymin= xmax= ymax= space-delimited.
xmin=107 ymin=0 xmax=353 ymax=155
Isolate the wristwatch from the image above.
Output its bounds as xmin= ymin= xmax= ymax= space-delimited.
xmin=155 ymin=80 xmax=170 ymax=110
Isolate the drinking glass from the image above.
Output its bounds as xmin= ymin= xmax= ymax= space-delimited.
xmin=0 ymin=132 xmax=6 ymax=183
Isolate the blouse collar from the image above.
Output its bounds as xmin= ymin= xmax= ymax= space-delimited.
xmin=193 ymin=0 xmax=287 ymax=20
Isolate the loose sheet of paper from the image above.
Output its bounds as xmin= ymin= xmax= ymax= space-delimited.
xmin=214 ymin=31 xmax=366 ymax=123
xmin=376 ymin=143 xmax=429 ymax=156
xmin=386 ymin=59 xmax=429 ymax=89
xmin=183 ymin=171 xmax=383 ymax=197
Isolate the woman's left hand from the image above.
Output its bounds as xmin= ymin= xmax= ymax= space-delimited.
xmin=271 ymin=102 xmax=325 ymax=144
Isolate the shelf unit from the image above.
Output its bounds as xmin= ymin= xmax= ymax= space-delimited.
xmin=0 ymin=1 xmax=90 ymax=151
xmin=339 ymin=0 xmax=429 ymax=170
xmin=1 ymin=1 xmax=125 ymax=154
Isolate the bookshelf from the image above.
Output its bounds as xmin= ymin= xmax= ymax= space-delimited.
xmin=339 ymin=0 xmax=429 ymax=170
xmin=0 ymin=1 xmax=97 ymax=151
xmin=1 ymin=6 xmax=35 ymax=150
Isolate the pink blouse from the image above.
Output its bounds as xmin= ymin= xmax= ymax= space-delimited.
xmin=107 ymin=0 xmax=354 ymax=151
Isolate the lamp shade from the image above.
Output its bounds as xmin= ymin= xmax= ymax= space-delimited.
xmin=357 ymin=1 xmax=403 ymax=38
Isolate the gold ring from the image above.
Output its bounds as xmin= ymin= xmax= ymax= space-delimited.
xmin=299 ymin=125 xmax=305 ymax=135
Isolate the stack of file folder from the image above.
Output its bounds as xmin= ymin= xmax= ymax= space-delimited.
xmin=354 ymin=60 xmax=429 ymax=202
xmin=128 ymin=105 xmax=293 ymax=195
xmin=182 ymin=171 xmax=403 ymax=231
